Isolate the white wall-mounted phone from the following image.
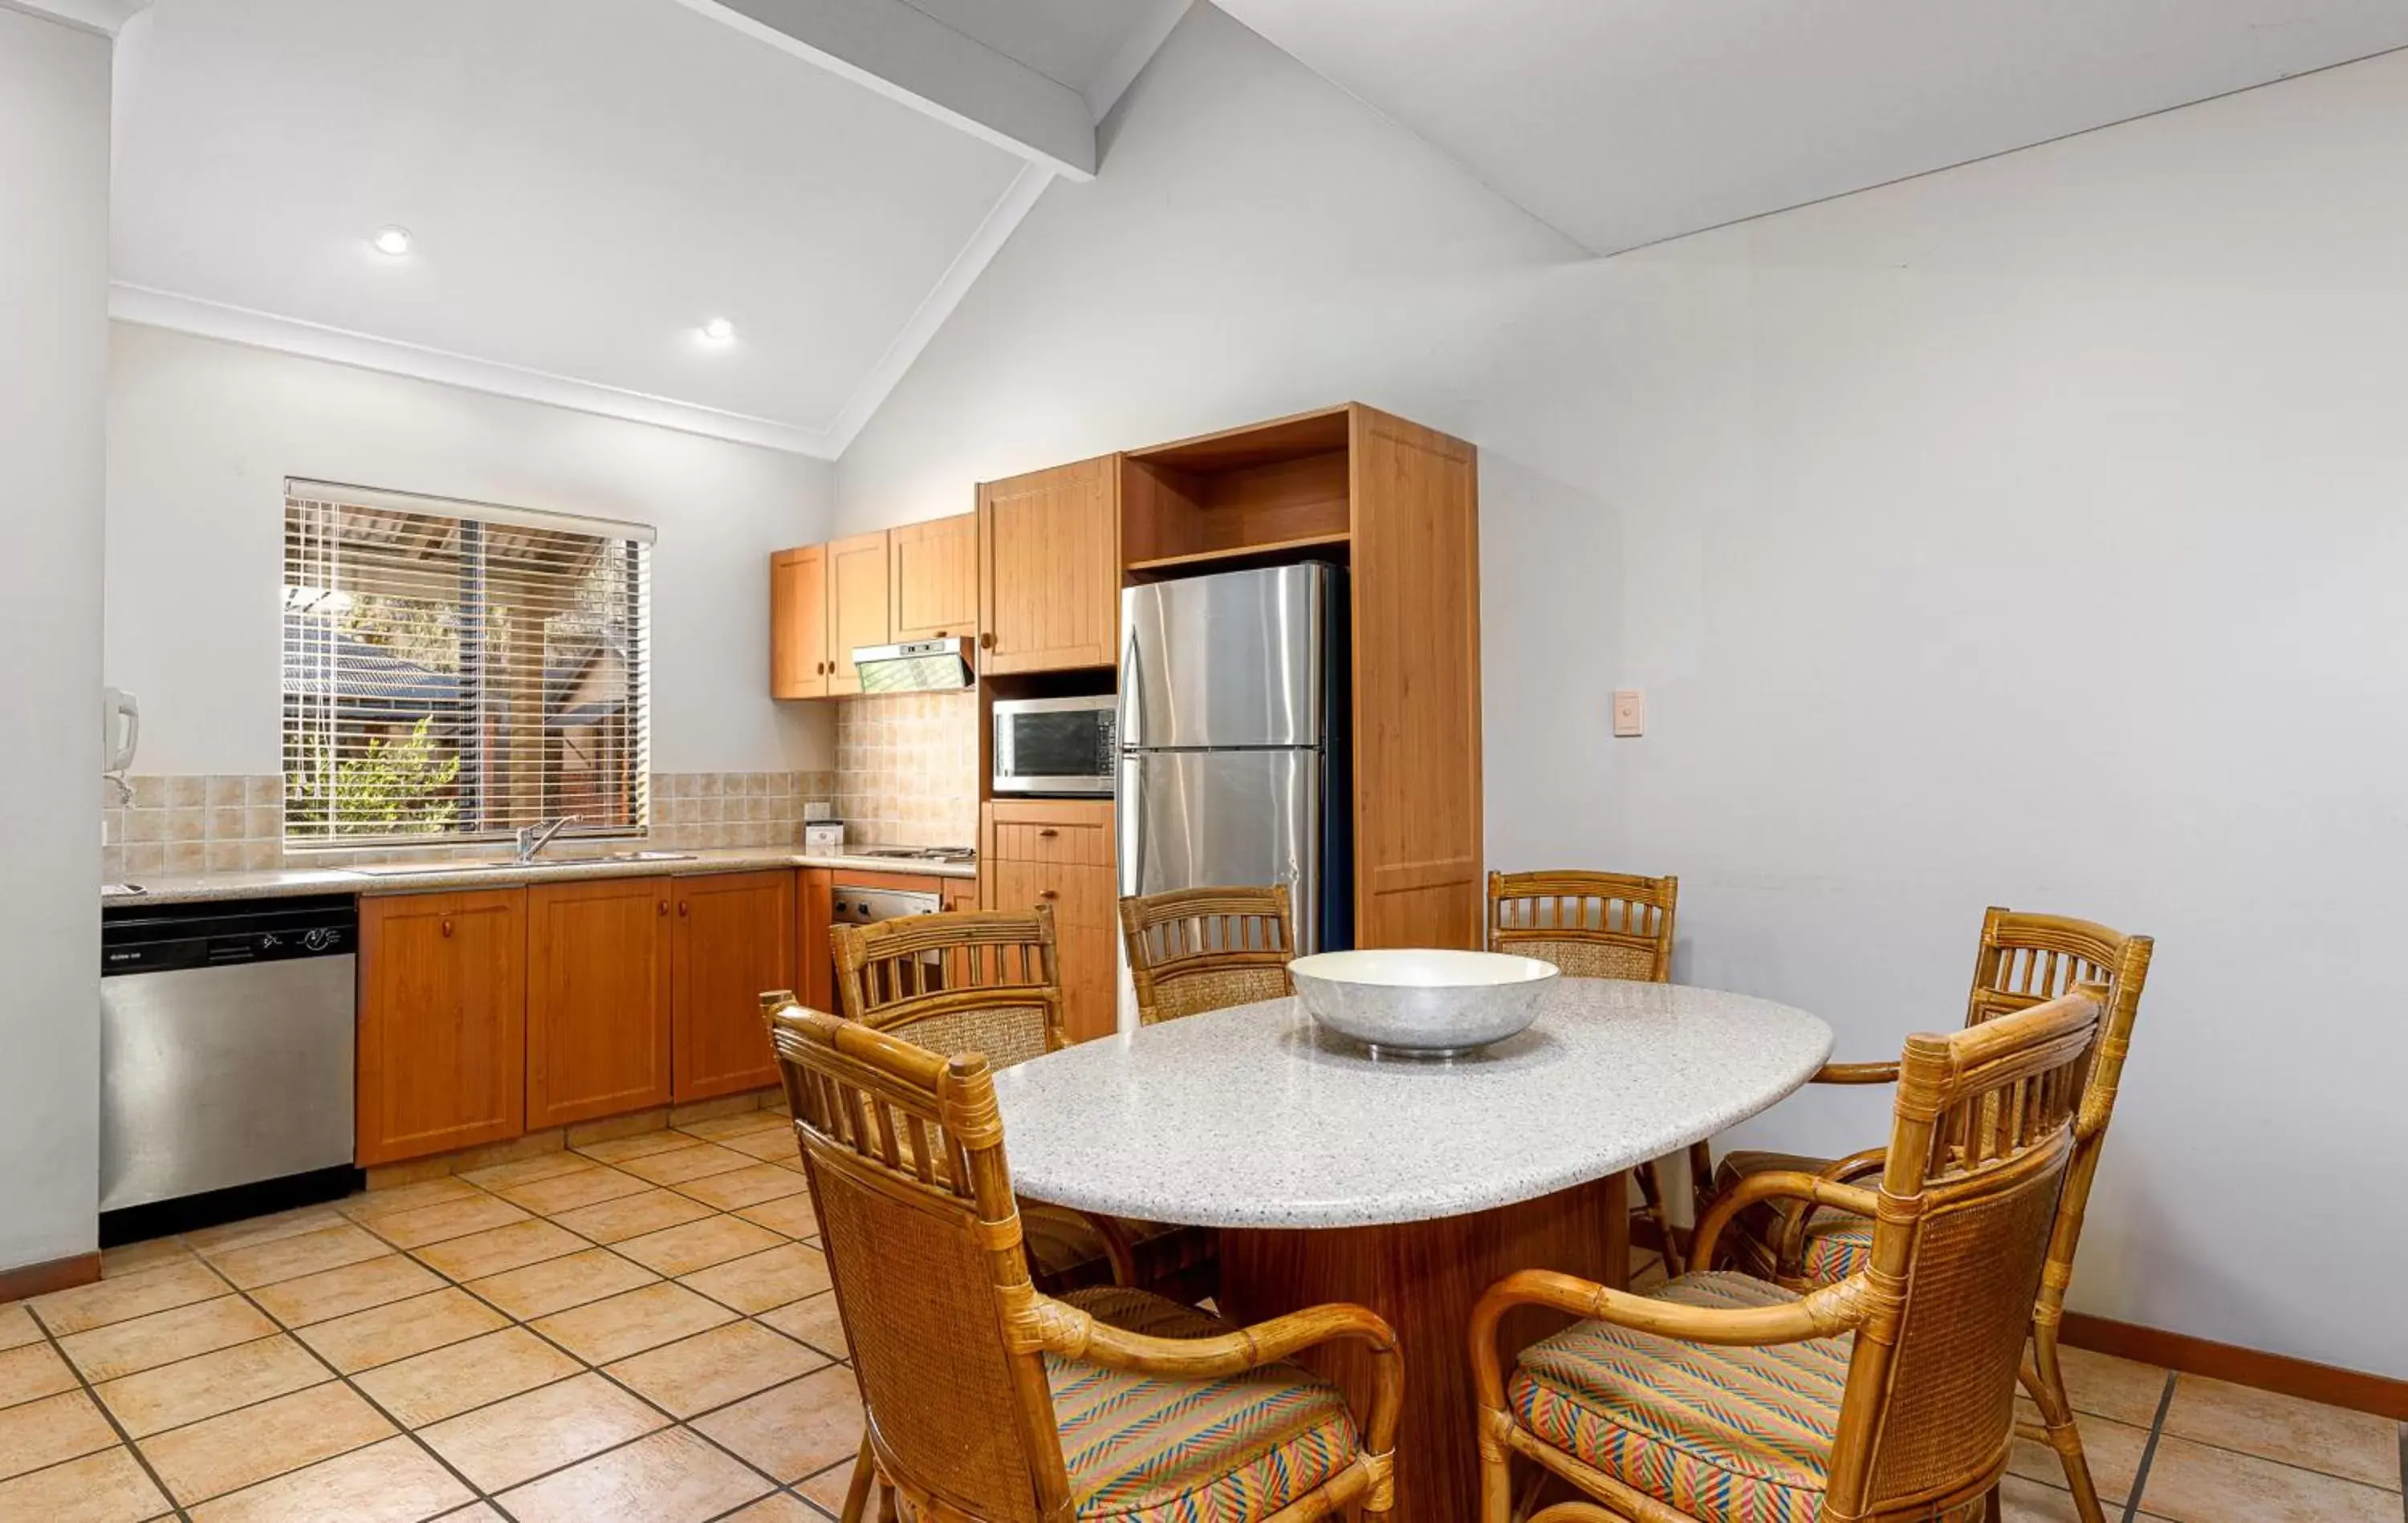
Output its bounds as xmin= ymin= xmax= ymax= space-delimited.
xmin=103 ymin=686 xmax=140 ymax=774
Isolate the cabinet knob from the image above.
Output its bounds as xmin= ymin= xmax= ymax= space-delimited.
xmin=978 ymin=632 xmax=995 ymax=650
xmin=658 ymin=900 xmax=669 ymax=916
xmin=440 ymin=919 xmax=454 ymax=937
xmin=678 ymin=901 xmax=690 ymax=916
xmin=1039 ymin=889 xmax=1058 ymax=901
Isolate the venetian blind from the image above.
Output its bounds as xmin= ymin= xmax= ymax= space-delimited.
xmin=282 ymin=480 xmax=654 ymax=847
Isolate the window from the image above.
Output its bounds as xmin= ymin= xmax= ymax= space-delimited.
xmin=282 ymin=480 xmax=653 ymax=847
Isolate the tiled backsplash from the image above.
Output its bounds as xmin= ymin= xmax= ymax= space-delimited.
xmin=103 ymin=771 xmax=839 ymax=879
xmin=835 ymin=692 xmax=979 ymax=848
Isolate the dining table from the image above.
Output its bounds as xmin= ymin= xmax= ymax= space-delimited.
xmin=990 ymin=975 xmax=1836 ymax=1523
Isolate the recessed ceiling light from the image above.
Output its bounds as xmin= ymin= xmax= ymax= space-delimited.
xmin=699 ymin=317 xmax=735 ymax=344
xmin=371 ymin=226 xmax=413 ymax=257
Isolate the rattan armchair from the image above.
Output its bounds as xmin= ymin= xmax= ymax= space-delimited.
xmin=1121 ymin=884 xmax=1298 ymax=1026
xmin=766 ymin=1002 xmax=1401 ymax=1523
xmin=1473 ymin=985 xmax=2106 ymax=1523
xmin=1706 ymin=908 xmax=2154 ymax=1523
xmin=1487 ymin=870 xmax=1696 ymax=1271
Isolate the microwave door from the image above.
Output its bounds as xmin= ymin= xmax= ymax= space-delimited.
xmin=1119 ymin=747 xmax=1323 ymax=954
xmin=995 ymin=704 xmax=1112 ymax=794
xmin=1121 ymin=565 xmax=1327 ymax=751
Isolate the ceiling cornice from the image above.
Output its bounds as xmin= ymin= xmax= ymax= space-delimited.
xmin=1 ymin=0 xmax=149 ymax=37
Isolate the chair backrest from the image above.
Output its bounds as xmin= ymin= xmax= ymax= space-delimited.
xmin=763 ymin=1001 xmax=1073 ymax=1522
xmin=1120 ymin=884 xmax=1297 ymax=1025
xmin=1487 ymin=869 xmax=1677 ymax=982
xmin=831 ymin=907 xmax=1066 ymax=1070
xmin=1823 ymin=987 xmax=2104 ymax=1521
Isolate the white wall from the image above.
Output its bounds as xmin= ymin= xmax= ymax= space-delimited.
xmin=107 ymin=324 xmax=837 ymax=778
xmin=0 ymin=8 xmax=112 ymax=1275
xmin=836 ymin=5 xmax=2408 ymax=1375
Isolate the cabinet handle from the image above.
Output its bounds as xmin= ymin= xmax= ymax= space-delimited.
xmin=1037 ymin=828 xmax=1058 ymax=839
xmin=441 ymin=919 xmax=454 ymax=937
xmin=1039 ymin=889 xmax=1059 ymax=901
xmin=678 ymin=901 xmax=690 ymax=916
xmin=658 ymin=900 xmax=669 ymax=916
xmin=978 ymin=632 xmax=995 ymax=650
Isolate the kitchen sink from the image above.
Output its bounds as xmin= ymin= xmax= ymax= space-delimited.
xmin=347 ymin=850 xmax=697 ymax=876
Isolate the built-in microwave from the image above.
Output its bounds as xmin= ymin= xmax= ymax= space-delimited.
xmin=992 ymin=695 xmax=1117 ymax=796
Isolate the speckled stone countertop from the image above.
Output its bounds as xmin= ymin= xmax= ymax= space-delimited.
xmin=992 ymin=979 xmax=1833 ymax=1230
xmin=108 ymin=847 xmax=975 ymax=905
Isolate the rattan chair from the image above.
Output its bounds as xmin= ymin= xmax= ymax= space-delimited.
xmin=1121 ymin=884 xmax=1297 ymax=1026
xmin=765 ymin=1002 xmax=1401 ymax=1522
xmin=1487 ymin=870 xmax=1696 ymax=1272
xmin=1473 ymin=985 xmax=2106 ymax=1523
xmin=1706 ymin=908 xmax=2154 ymax=1523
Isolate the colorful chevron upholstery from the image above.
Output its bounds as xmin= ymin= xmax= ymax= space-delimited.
xmin=1508 ymin=1272 xmax=1851 ymax=1523
xmin=1714 ymin=1151 xmax=1877 ymax=1287
xmin=1049 ymin=1286 xmax=1360 ymax=1521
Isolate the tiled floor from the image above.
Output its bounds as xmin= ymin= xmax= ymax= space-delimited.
xmin=3 ymin=1152 xmax=2401 ymax=1523
xmin=0 ymin=1107 xmax=863 ymax=1522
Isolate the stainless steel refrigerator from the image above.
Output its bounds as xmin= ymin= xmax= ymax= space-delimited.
xmin=1118 ymin=562 xmax=1352 ymax=954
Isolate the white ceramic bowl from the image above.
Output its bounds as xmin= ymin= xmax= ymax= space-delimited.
xmin=1288 ymin=948 xmax=1560 ymax=1056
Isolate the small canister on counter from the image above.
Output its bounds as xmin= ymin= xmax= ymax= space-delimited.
xmin=803 ymin=820 xmax=845 ymax=855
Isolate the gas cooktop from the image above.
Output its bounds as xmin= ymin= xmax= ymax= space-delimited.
xmin=852 ymin=846 xmax=977 ymax=864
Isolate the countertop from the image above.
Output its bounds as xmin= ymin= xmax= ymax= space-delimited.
xmin=107 ymin=847 xmax=976 ymax=905
xmin=992 ymin=978 xmax=1834 ymax=1229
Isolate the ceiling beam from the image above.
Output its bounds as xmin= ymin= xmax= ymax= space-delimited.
xmin=667 ymin=0 xmax=1096 ymax=181
xmin=0 ymin=0 xmax=149 ymax=36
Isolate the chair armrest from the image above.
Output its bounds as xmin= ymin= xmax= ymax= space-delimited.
xmin=1767 ymin=1148 xmax=1887 ymax=1270
xmin=1812 ymin=1060 xmax=1902 ymax=1086
xmin=1691 ymin=1170 xmax=1881 ymax=1274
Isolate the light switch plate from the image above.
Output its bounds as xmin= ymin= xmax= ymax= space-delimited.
xmin=1612 ymin=688 xmax=1645 ymax=737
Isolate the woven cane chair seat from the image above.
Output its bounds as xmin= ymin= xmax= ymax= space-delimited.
xmin=1051 ymin=1286 xmax=1360 ymax=1520
xmin=1714 ymin=1151 xmax=1877 ymax=1285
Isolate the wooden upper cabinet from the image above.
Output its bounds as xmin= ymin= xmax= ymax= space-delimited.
xmin=527 ymin=877 xmax=673 ymax=1129
xmin=770 ymin=546 xmax=830 ymax=700
xmin=979 ymin=457 xmax=1120 ymax=675
xmin=888 ymin=513 xmax=978 ymax=643
xmin=826 ymin=530 xmax=893 ymax=697
xmin=673 ymin=869 xmax=797 ymax=1103
xmin=357 ymin=890 xmax=527 ymax=1167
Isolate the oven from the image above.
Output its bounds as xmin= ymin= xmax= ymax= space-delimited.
xmin=992 ymin=694 xmax=1116 ymax=796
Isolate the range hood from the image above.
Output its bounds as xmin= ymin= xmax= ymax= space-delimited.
xmin=852 ymin=637 xmax=974 ymax=694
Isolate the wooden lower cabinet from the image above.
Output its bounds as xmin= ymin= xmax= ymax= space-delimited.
xmin=673 ymin=870 xmax=797 ymax=1103
xmin=357 ymin=890 xmax=527 ymax=1168
xmin=982 ymin=800 xmax=1117 ymax=1044
xmin=526 ymin=876 xmax=673 ymax=1128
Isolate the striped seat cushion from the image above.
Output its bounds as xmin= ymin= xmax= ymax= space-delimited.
xmin=1050 ymin=1286 xmax=1359 ymax=1521
xmin=1508 ymin=1271 xmax=1851 ymax=1523
xmin=1714 ymin=1151 xmax=1876 ymax=1286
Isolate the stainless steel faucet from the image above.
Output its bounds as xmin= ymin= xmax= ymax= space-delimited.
xmin=514 ymin=817 xmax=577 ymax=863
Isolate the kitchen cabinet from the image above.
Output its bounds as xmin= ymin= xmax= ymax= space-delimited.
xmin=982 ymin=799 xmax=1117 ymax=1043
xmin=826 ymin=530 xmax=893 ymax=697
xmin=357 ymin=890 xmax=527 ymax=1168
xmin=769 ymin=546 xmax=831 ymax=700
xmin=526 ymin=877 xmax=673 ymax=1127
xmin=673 ymin=869 xmax=797 ymax=1102
xmin=888 ymin=513 xmax=978 ymax=643
xmin=797 ymin=867 xmax=981 ymax=1018
xmin=978 ymin=457 xmax=1119 ymax=675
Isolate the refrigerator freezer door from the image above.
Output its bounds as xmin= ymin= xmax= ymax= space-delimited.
xmin=1120 ymin=748 xmax=1324 ymax=954
xmin=1120 ymin=564 xmax=1327 ymax=749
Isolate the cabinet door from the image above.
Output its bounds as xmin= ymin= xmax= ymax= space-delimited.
xmin=527 ymin=877 xmax=672 ymax=1128
xmin=984 ymin=857 xmax=1117 ymax=1045
xmin=888 ymin=513 xmax=978 ymax=643
xmin=673 ymin=870 xmax=798 ymax=1102
xmin=978 ymin=457 xmax=1119 ymax=674
xmin=770 ymin=546 xmax=830 ymax=700
xmin=797 ymin=867 xmax=834 ymax=1015
xmin=358 ymin=891 xmax=527 ymax=1167
xmin=825 ymin=530 xmax=893 ymax=697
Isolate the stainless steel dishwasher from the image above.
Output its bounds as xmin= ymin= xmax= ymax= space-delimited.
xmin=100 ymin=896 xmax=359 ymax=1233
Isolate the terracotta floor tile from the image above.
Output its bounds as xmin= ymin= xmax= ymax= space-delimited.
xmin=1998 ymin=1475 xmax=2086 ymax=1522
xmin=0 ymin=1444 xmax=172 ymax=1523
xmin=0 ymin=1342 xmax=79 ymax=1409
xmin=620 ymin=1143 xmax=759 ymax=1185
xmin=100 ymin=1239 xmax=197 ymax=1279
xmin=352 ymin=1326 xmax=582 ymax=1429
xmin=364 ymin=1194 xmax=532 ymax=1250
xmin=680 ymin=1244 xmax=832 ymax=1315
xmin=693 ymin=1366 xmax=863 ymax=1483
xmin=2161 ymin=1373 xmax=2400 ymax=1491
xmin=188 ymin=1435 xmax=473 ymax=1523
xmin=550 ymin=1188 xmax=718 ymax=1245
xmin=2051 ymin=1345 xmax=2171 ymax=1427
xmin=677 ymin=1109 xmax=787 ymax=1142
xmin=722 ymin=1126 xmax=803 ymax=1163
xmin=0 ymin=1390 xmax=117 ymax=1481
xmin=616 ymin=1216 xmax=785 ymax=1277
xmin=495 ymin=1424 xmax=773 ymax=1523
xmin=185 ymin=1204 xmax=347 ymax=1257
xmin=674 ymin=1163 xmax=810 ymax=1212
xmin=296 ymin=1286 xmax=509 ymax=1373
xmin=94 ymin=1335 xmax=328 ymax=1439
xmin=411 ymin=1219 xmax=587 ymax=1283
xmin=0 ymin=1304 xmax=39 ymax=1352
xmin=458 ymin=1151 xmax=589 ymax=1191
xmin=2008 ymin=1402 xmax=2146 ymax=1505
xmin=498 ymin=1165 xmax=652 ymax=1216
xmin=2138 ymin=1432 xmax=2400 ymax=1521
xmin=206 ymin=1222 xmax=390 ymax=1290
xmin=32 ymin=1260 xmax=230 ymax=1338
xmin=436 ymin=1505 xmax=507 ymax=1521
xmin=605 ymin=1320 xmax=826 ymax=1418
xmin=138 ymin=1379 xmax=395 ymax=1505
xmin=794 ymin=1460 xmax=859 ymax=1517
xmin=757 ymin=1293 xmax=847 ymax=1359
xmin=336 ymin=1176 xmax=484 ymax=1222
xmin=534 ymin=1281 xmax=737 ymax=1365
xmin=418 ymin=1371 xmax=665 ymax=1493
xmin=250 ymin=1253 xmax=445 ymax=1328
xmin=573 ymin=1131 xmax=703 ymax=1166
xmin=59 ymin=1296 xmax=276 ymax=1383
xmin=734 ymin=1194 xmax=819 ymax=1241
xmin=466 ymin=1247 xmax=658 ymax=1321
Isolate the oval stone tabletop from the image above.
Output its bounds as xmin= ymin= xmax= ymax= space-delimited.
xmin=991 ymin=977 xmax=1835 ymax=1230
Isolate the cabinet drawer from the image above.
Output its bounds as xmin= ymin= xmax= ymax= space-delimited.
xmin=986 ymin=859 xmax=1114 ymax=929
xmin=984 ymin=800 xmax=1113 ymax=867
